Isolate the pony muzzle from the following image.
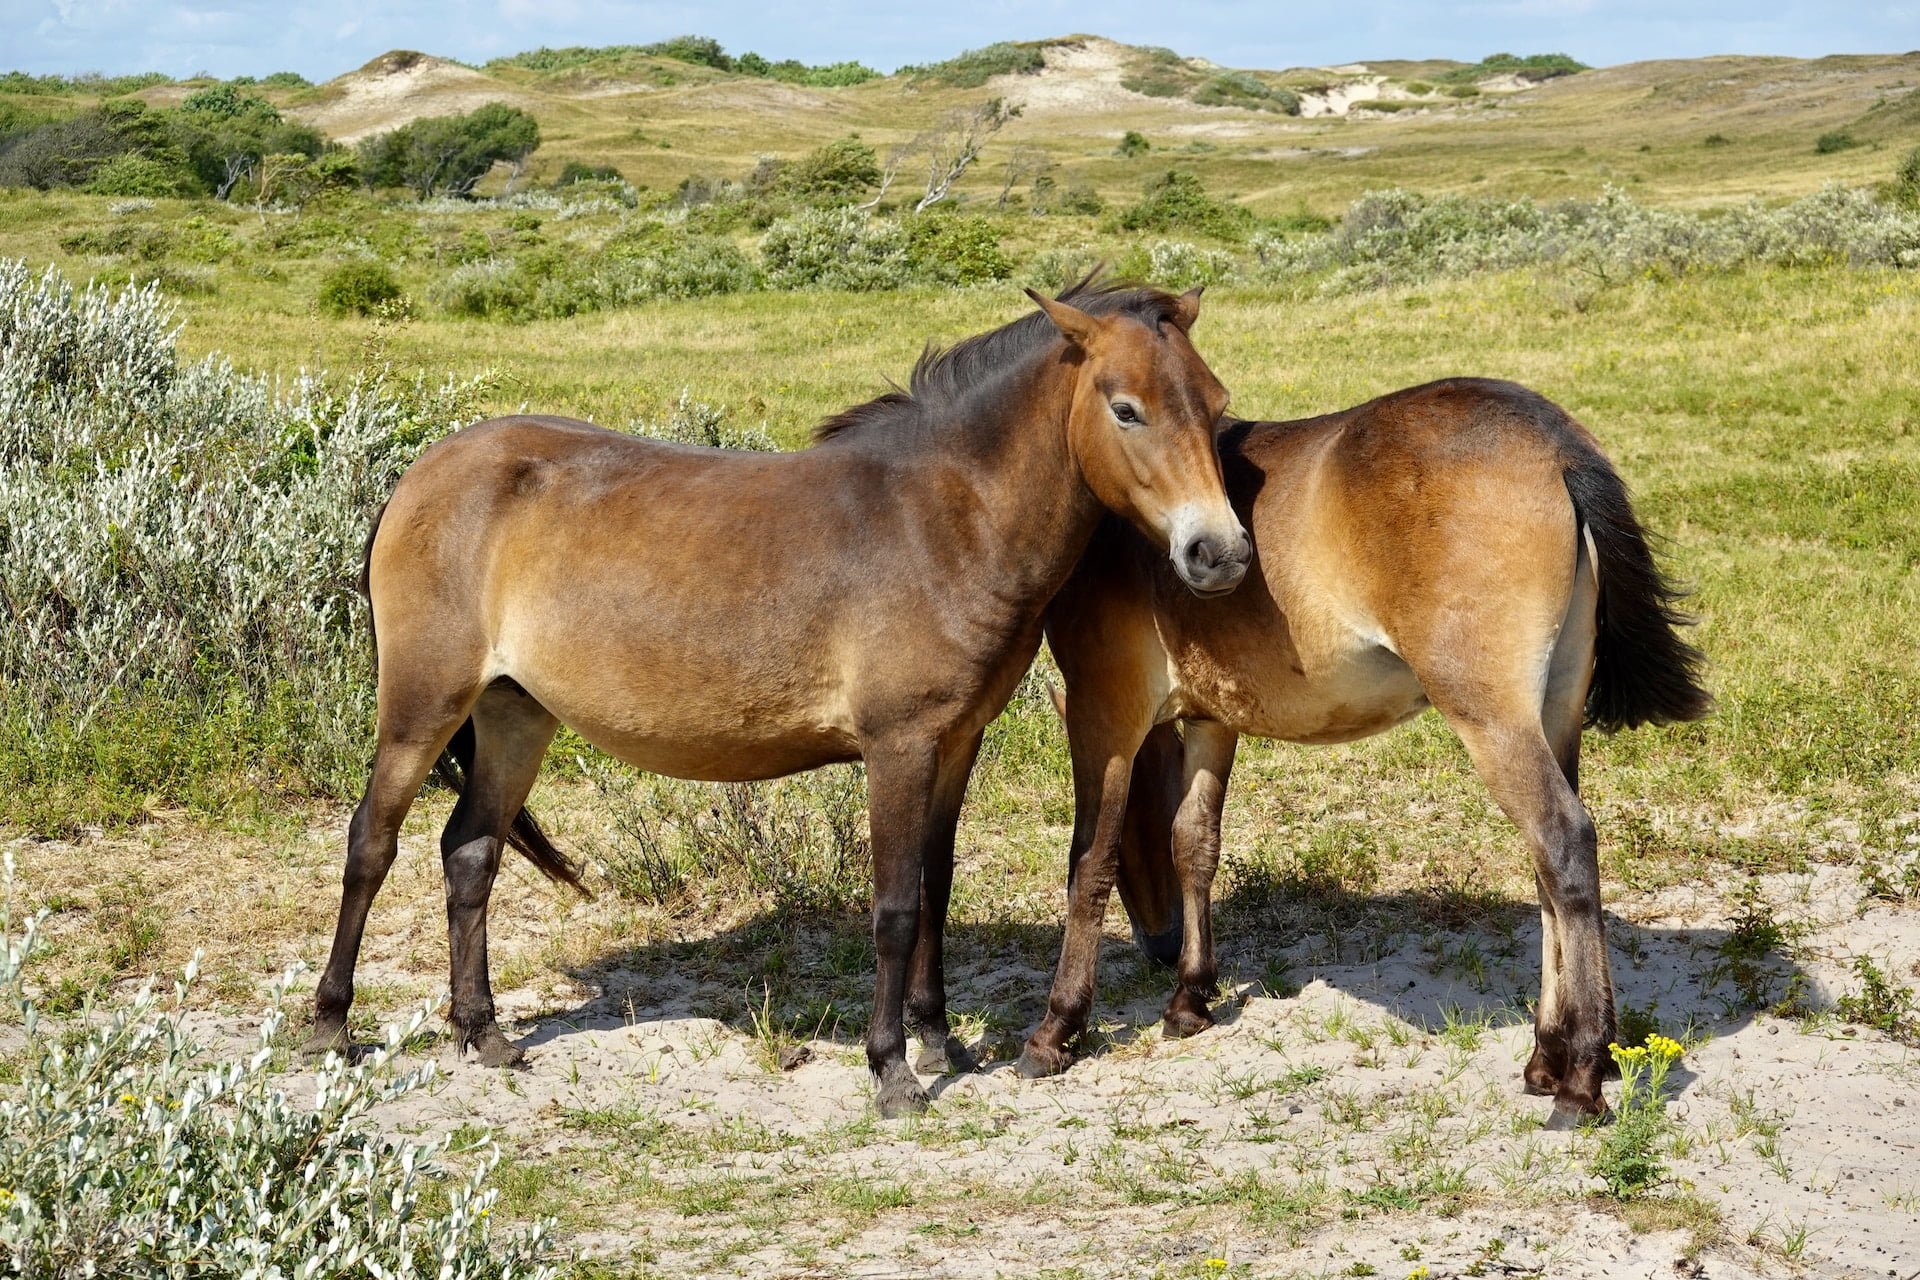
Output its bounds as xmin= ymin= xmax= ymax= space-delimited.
xmin=1167 ymin=507 xmax=1251 ymax=597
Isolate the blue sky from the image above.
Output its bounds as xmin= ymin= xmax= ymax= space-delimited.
xmin=5 ymin=1 xmax=1917 ymax=81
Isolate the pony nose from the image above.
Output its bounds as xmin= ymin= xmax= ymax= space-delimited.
xmin=1178 ymin=529 xmax=1250 ymax=594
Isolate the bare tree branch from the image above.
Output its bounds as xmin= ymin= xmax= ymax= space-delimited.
xmin=913 ymin=98 xmax=1021 ymax=214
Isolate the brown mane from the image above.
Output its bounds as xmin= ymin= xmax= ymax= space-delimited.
xmin=811 ymin=275 xmax=1184 ymax=445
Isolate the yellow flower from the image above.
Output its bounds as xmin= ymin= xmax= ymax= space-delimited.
xmin=119 ymin=1093 xmax=137 ymax=1105
xmin=1408 ymin=1267 xmax=1431 ymax=1280
xmin=1204 ymin=1261 xmax=1227 ymax=1273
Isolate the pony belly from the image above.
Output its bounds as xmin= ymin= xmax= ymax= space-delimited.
xmin=563 ymin=715 xmax=862 ymax=783
xmin=1235 ymin=648 xmax=1430 ymax=746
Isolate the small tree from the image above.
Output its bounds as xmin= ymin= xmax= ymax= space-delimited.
xmin=913 ymin=98 xmax=1021 ymax=213
xmin=357 ymin=103 xmax=541 ymax=199
xmin=997 ymin=144 xmax=1052 ymax=209
xmin=782 ymin=136 xmax=882 ymax=204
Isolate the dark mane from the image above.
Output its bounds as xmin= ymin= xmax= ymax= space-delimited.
xmin=810 ymin=275 xmax=1186 ymax=445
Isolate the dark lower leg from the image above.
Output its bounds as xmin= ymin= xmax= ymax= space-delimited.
xmin=1021 ymin=753 xmax=1134 ymax=1077
xmin=307 ymin=797 xmax=396 ymax=1054
xmin=906 ymin=735 xmax=980 ymax=1075
xmin=865 ymin=742 xmax=937 ymax=1117
xmin=1163 ymin=723 xmax=1234 ymax=1039
xmin=443 ymin=826 xmax=519 ymax=1067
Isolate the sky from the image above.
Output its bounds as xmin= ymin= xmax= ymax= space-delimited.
xmin=4 ymin=0 xmax=1917 ymax=82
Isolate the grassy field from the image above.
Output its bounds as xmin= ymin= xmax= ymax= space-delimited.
xmin=4 ymin=32 xmax=1920 ymax=1280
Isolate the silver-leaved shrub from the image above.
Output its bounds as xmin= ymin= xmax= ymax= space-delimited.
xmin=0 ymin=854 xmax=559 ymax=1278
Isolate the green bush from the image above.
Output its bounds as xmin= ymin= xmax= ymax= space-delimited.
xmin=1057 ymin=185 xmax=1106 ymax=216
xmin=357 ymin=103 xmax=540 ymax=198
xmin=904 ymin=41 xmax=1046 ymax=88
xmin=0 ymin=888 xmax=560 ymax=1277
xmin=1894 ymin=145 xmax=1920 ymax=209
xmin=555 ymin=160 xmax=623 ymax=186
xmin=1816 ymin=131 xmax=1861 ymax=155
xmin=905 ymin=213 xmax=1012 ymax=285
xmin=1115 ymin=170 xmax=1254 ymax=240
xmin=780 ymin=136 xmax=881 ymax=204
xmin=1115 ymin=130 xmax=1150 ymax=158
xmin=317 ymin=259 xmax=404 ymax=316
xmin=760 ymin=207 xmax=911 ymax=290
xmin=1193 ymin=71 xmax=1299 ymax=114
xmin=1436 ymin=52 xmax=1588 ymax=85
xmin=83 ymin=154 xmax=195 ymax=198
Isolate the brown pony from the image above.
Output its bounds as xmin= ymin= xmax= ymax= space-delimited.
xmin=1020 ymin=378 xmax=1708 ymax=1123
xmin=305 ymin=281 xmax=1252 ymax=1117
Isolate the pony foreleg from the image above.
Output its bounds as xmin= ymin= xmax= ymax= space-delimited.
xmin=864 ymin=739 xmax=941 ymax=1117
xmin=905 ymin=731 xmax=984 ymax=1077
xmin=1161 ymin=721 xmax=1238 ymax=1039
xmin=1019 ymin=711 xmax=1148 ymax=1078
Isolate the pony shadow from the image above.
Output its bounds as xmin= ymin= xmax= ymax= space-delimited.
xmin=517 ymin=879 xmax=1804 ymax=1103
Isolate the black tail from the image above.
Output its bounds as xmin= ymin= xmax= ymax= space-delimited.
xmin=433 ymin=720 xmax=588 ymax=894
xmin=1561 ymin=450 xmax=1712 ymax=732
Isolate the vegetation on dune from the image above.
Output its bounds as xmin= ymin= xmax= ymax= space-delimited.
xmin=902 ymin=41 xmax=1048 ymax=87
xmin=1122 ymin=47 xmax=1302 ymax=114
xmin=0 ymin=880 xmax=557 ymax=1276
xmin=356 ymin=103 xmax=540 ymax=198
xmin=1434 ymin=51 xmax=1589 ymax=84
xmin=487 ymin=37 xmax=879 ymax=87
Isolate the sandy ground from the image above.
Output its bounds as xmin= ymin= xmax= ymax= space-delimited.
xmin=16 ymin=817 xmax=1916 ymax=1279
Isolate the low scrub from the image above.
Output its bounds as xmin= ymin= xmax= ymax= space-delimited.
xmin=0 ymin=260 xmax=486 ymax=825
xmin=760 ymin=207 xmax=912 ymax=291
xmin=903 ymin=41 xmax=1047 ymax=88
xmin=1257 ymin=184 xmax=1920 ymax=292
xmin=1115 ymin=170 xmax=1255 ymax=241
xmin=0 ymin=874 xmax=558 ymax=1276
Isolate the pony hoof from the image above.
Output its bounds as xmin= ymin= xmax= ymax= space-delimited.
xmin=301 ymin=1020 xmax=351 ymax=1060
xmin=1545 ymin=1098 xmax=1607 ymax=1131
xmin=468 ymin=1029 xmax=528 ymax=1070
xmin=1015 ymin=1042 xmax=1073 ymax=1079
xmin=915 ymin=1035 xmax=976 ymax=1076
xmin=875 ymin=1063 xmax=930 ymax=1118
xmin=1161 ymin=1008 xmax=1214 ymax=1041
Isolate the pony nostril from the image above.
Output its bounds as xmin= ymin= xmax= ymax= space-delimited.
xmin=1184 ymin=536 xmax=1218 ymax=571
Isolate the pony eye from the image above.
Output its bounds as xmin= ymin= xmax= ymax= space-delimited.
xmin=1112 ymin=401 xmax=1141 ymax=425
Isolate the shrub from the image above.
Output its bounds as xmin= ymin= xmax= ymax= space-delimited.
xmin=555 ymin=160 xmax=623 ymax=186
xmin=1894 ymin=145 xmax=1920 ymax=209
xmin=0 ymin=260 xmax=492 ymax=823
xmin=1115 ymin=130 xmax=1150 ymax=158
xmin=1193 ymin=72 xmax=1299 ymax=114
xmin=1436 ymin=52 xmax=1588 ymax=84
xmin=1703 ymin=133 xmax=1731 ymax=147
xmin=905 ymin=213 xmax=1012 ymax=285
xmin=1816 ymin=131 xmax=1861 ymax=155
xmin=318 ymin=259 xmax=405 ymax=316
xmin=760 ymin=207 xmax=911 ymax=290
xmin=357 ymin=103 xmax=541 ymax=198
xmin=780 ymin=136 xmax=881 ymax=204
xmin=1056 ymin=185 xmax=1106 ymax=216
xmin=83 ymin=153 xmax=193 ymax=198
xmin=903 ymin=41 xmax=1046 ymax=88
xmin=1115 ymin=170 xmax=1254 ymax=240
xmin=0 ymin=882 xmax=559 ymax=1277
xmin=1129 ymin=239 xmax=1238 ymax=289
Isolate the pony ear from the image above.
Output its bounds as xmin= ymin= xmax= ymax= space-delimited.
xmin=1024 ymin=288 xmax=1101 ymax=347
xmin=1169 ymin=285 xmax=1204 ymax=333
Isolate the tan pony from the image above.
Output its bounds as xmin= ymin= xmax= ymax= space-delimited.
xmin=305 ymin=281 xmax=1251 ymax=1117
xmin=1020 ymin=378 xmax=1709 ymax=1123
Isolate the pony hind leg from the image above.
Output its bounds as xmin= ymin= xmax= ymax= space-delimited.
xmin=1524 ymin=526 xmax=1605 ymax=1106
xmin=307 ymin=694 xmax=474 ymax=1057
xmin=439 ymin=681 xmax=559 ymax=1067
xmin=1161 ymin=720 xmax=1239 ymax=1040
xmin=1441 ymin=707 xmax=1613 ymax=1124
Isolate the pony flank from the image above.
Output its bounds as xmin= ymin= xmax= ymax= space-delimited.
xmin=307 ymin=279 xmax=1248 ymax=1117
xmin=1026 ymin=377 xmax=1707 ymax=1123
